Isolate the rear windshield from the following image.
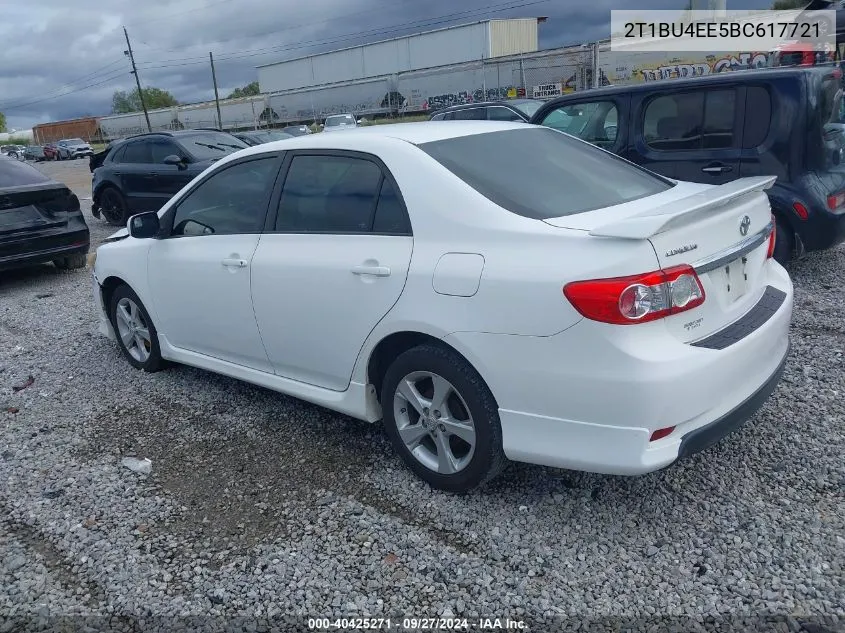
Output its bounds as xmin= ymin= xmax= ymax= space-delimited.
xmin=418 ymin=127 xmax=673 ymax=219
xmin=0 ymin=156 xmax=51 ymax=187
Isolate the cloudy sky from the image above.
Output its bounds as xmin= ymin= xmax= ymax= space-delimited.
xmin=0 ymin=0 xmax=773 ymax=130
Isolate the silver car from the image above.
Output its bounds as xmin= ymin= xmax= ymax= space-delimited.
xmin=57 ymin=138 xmax=94 ymax=160
xmin=321 ymin=113 xmax=359 ymax=132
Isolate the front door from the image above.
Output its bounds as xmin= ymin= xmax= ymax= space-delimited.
xmin=147 ymin=153 xmax=283 ymax=372
xmin=250 ymin=151 xmax=413 ymax=391
xmin=148 ymin=137 xmax=196 ymax=203
xmin=118 ymin=139 xmax=159 ymax=213
xmin=535 ymin=95 xmax=628 ymax=154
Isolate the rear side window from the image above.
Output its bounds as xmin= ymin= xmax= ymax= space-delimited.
xmin=275 ymin=155 xmax=383 ymax=233
xmin=644 ymin=90 xmax=737 ymax=151
xmin=0 ymin=157 xmax=51 ymax=187
xmin=452 ymin=108 xmax=485 ymax=121
xmin=122 ymin=141 xmax=152 ymax=164
xmin=743 ymin=86 xmax=772 ymax=149
xmin=488 ymin=106 xmax=523 ymax=122
xmin=419 ymin=127 xmax=673 ymax=219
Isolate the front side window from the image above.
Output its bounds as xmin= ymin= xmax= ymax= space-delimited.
xmin=488 ymin=107 xmax=524 ymax=122
xmin=540 ymin=101 xmax=618 ymax=146
xmin=171 ymin=157 xmax=279 ymax=236
xmin=150 ymin=139 xmax=184 ymax=164
xmin=451 ymin=108 xmax=486 ymax=121
xmin=419 ymin=127 xmax=673 ymax=219
xmin=274 ymin=155 xmax=383 ymax=233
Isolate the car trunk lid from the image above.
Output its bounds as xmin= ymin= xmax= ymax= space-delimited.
xmin=0 ymin=183 xmax=74 ymax=239
xmin=544 ymin=176 xmax=777 ymax=342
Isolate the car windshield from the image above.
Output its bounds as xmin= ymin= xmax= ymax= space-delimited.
xmin=180 ymin=132 xmax=248 ymax=159
xmin=512 ymin=101 xmax=543 ymax=117
xmin=326 ymin=115 xmax=355 ymax=126
xmin=418 ymin=127 xmax=673 ymax=219
xmin=68 ymin=138 xmax=85 ymax=144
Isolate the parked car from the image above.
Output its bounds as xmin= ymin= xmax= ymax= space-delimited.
xmin=321 ymin=113 xmax=359 ymax=132
xmin=42 ymin=143 xmax=59 ymax=160
xmin=23 ymin=145 xmax=47 ymax=162
xmin=529 ymin=66 xmax=845 ymax=264
xmin=233 ymin=130 xmax=294 ymax=146
xmin=90 ymin=129 xmax=249 ymax=225
xmin=0 ymin=155 xmax=89 ymax=272
xmin=428 ymin=99 xmax=544 ymax=122
xmin=282 ymin=125 xmax=313 ymax=136
xmin=1 ymin=145 xmax=25 ymax=160
xmin=90 ymin=122 xmax=792 ymax=492
xmin=56 ymin=138 xmax=94 ymax=160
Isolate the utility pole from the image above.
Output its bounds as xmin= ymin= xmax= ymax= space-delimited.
xmin=209 ymin=52 xmax=222 ymax=130
xmin=123 ymin=27 xmax=151 ymax=133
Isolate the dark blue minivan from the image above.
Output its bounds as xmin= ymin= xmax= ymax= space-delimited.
xmin=529 ymin=66 xmax=845 ymax=264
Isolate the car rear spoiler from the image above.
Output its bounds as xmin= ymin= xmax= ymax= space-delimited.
xmin=89 ymin=147 xmax=110 ymax=173
xmin=588 ymin=176 xmax=777 ymax=240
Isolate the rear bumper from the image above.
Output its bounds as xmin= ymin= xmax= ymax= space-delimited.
xmin=792 ymin=203 xmax=845 ymax=252
xmin=444 ymin=261 xmax=793 ymax=476
xmin=0 ymin=230 xmax=89 ymax=271
xmin=677 ymin=345 xmax=788 ymax=459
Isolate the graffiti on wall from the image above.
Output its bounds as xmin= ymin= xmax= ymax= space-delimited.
xmin=420 ymin=87 xmax=519 ymax=111
xmin=635 ymin=52 xmax=769 ymax=82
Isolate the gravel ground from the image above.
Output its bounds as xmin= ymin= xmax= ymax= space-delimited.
xmin=0 ymin=159 xmax=843 ymax=632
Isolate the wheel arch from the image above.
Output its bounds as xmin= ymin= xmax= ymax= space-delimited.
xmin=365 ymin=330 xmax=497 ymax=408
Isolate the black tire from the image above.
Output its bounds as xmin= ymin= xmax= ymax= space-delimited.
xmin=108 ymin=284 xmax=165 ymax=372
xmin=53 ymin=254 xmax=87 ymax=270
xmin=99 ymin=187 xmax=128 ymax=226
xmin=381 ymin=343 xmax=507 ymax=493
xmin=773 ymin=217 xmax=794 ymax=266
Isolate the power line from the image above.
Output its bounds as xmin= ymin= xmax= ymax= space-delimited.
xmin=0 ymin=59 xmax=126 ymax=110
xmin=123 ymin=0 xmax=237 ymax=28
xmin=0 ymin=71 xmax=128 ymax=112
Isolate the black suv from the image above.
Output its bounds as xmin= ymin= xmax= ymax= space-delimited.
xmin=530 ymin=66 xmax=845 ymax=264
xmin=90 ymin=129 xmax=248 ymax=225
xmin=429 ymin=99 xmax=544 ymax=122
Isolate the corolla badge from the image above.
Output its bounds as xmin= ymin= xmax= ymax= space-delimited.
xmin=665 ymin=243 xmax=698 ymax=257
xmin=739 ymin=215 xmax=751 ymax=236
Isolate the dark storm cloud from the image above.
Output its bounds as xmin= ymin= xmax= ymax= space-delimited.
xmin=0 ymin=0 xmax=773 ymax=130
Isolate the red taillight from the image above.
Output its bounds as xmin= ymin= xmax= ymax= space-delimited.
xmin=827 ymin=192 xmax=845 ymax=211
xmin=563 ymin=265 xmax=705 ymax=325
xmin=792 ymin=202 xmax=809 ymax=220
xmin=766 ymin=219 xmax=776 ymax=259
xmin=650 ymin=426 xmax=676 ymax=442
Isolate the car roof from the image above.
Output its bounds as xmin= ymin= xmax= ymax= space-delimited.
xmin=542 ymin=65 xmax=837 ymax=103
xmin=435 ymin=101 xmax=527 ymax=112
xmin=233 ymin=121 xmax=528 ymax=156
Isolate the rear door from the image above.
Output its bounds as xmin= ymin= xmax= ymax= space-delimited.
xmin=117 ymin=139 xmax=158 ymax=212
xmin=633 ymin=86 xmax=744 ymax=183
xmin=250 ymin=150 xmax=413 ymax=391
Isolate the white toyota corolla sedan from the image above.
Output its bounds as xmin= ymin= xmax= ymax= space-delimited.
xmin=91 ymin=121 xmax=793 ymax=493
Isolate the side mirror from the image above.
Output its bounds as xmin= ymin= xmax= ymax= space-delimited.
xmin=163 ymin=154 xmax=186 ymax=169
xmin=128 ymin=211 xmax=161 ymax=239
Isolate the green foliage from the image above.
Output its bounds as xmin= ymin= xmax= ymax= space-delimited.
xmin=112 ymin=87 xmax=179 ymax=114
xmin=0 ymin=111 xmax=6 ymax=133
xmin=226 ymin=81 xmax=260 ymax=99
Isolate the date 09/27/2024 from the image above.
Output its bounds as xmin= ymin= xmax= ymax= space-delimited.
xmin=307 ymin=617 xmax=527 ymax=630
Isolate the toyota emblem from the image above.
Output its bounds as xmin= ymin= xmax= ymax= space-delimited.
xmin=739 ymin=215 xmax=751 ymax=237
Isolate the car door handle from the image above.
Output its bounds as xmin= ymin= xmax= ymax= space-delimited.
xmin=702 ymin=164 xmax=733 ymax=174
xmin=221 ymin=258 xmax=248 ymax=268
xmin=351 ymin=265 xmax=390 ymax=277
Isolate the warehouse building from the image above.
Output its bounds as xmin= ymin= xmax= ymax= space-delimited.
xmin=257 ymin=19 xmax=541 ymax=93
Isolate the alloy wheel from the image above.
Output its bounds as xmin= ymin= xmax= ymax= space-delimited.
xmin=393 ymin=371 xmax=476 ymax=474
xmin=114 ymin=297 xmax=152 ymax=363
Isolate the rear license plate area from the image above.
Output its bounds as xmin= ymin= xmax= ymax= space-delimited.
xmin=721 ymin=255 xmax=749 ymax=302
